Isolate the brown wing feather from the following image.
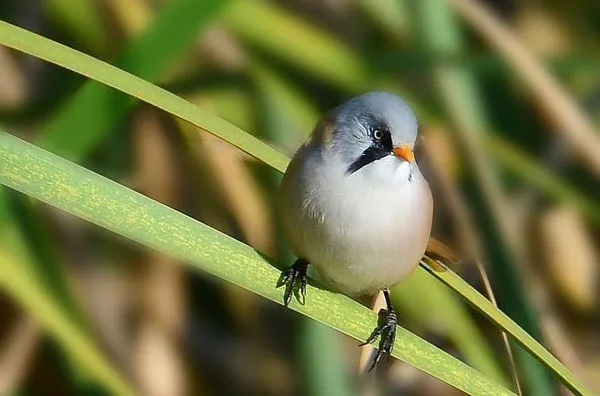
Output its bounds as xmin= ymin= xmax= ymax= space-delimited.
xmin=425 ymin=237 xmax=459 ymax=270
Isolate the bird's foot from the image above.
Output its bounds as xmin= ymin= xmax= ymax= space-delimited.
xmin=360 ymin=289 xmax=397 ymax=372
xmin=276 ymin=258 xmax=308 ymax=307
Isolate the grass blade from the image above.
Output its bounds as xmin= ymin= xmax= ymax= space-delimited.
xmin=37 ymin=0 xmax=227 ymax=161
xmin=393 ymin=270 xmax=508 ymax=384
xmin=254 ymin=66 xmax=355 ymax=396
xmin=422 ymin=259 xmax=592 ymax=396
xmin=0 ymin=131 xmax=514 ymax=396
xmin=0 ymin=21 xmax=590 ymax=395
xmin=253 ymin=62 xmax=506 ymax=384
xmin=415 ymin=0 xmax=552 ymax=393
xmin=0 ymin=20 xmax=288 ymax=174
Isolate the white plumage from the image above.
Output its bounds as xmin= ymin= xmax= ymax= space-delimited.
xmin=280 ymin=136 xmax=433 ymax=296
xmin=279 ymin=92 xmax=433 ymax=297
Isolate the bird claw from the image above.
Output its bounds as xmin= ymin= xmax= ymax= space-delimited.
xmin=277 ymin=258 xmax=309 ymax=307
xmin=362 ymin=306 xmax=397 ymax=372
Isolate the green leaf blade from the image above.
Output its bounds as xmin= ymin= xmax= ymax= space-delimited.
xmin=0 ymin=18 xmax=591 ymax=396
xmin=37 ymin=0 xmax=228 ymax=161
xmin=0 ymin=21 xmax=289 ymax=173
xmin=424 ymin=261 xmax=593 ymax=396
xmin=0 ymin=131 xmax=515 ymax=396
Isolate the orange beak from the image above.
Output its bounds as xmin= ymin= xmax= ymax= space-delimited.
xmin=393 ymin=145 xmax=415 ymax=164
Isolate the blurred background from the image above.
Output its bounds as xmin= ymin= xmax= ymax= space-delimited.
xmin=1 ymin=0 xmax=600 ymax=395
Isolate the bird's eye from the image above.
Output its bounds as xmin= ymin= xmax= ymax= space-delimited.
xmin=373 ymin=129 xmax=384 ymax=140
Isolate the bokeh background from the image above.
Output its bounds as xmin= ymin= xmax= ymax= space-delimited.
xmin=1 ymin=0 xmax=600 ymax=395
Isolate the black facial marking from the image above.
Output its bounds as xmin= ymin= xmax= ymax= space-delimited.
xmin=346 ymin=124 xmax=394 ymax=175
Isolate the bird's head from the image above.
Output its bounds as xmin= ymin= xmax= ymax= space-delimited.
xmin=311 ymin=92 xmax=419 ymax=178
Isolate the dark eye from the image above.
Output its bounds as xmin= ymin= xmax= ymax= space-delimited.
xmin=373 ymin=129 xmax=384 ymax=140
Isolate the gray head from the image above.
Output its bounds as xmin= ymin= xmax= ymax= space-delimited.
xmin=313 ymin=92 xmax=419 ymax=175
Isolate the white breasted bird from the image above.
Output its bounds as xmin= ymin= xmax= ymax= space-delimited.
xmin=278 ymin=92 xmax=434 ymax=370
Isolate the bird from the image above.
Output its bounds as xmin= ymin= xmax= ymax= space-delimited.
xmin=277 ymin=91 xmax=434 ymax=371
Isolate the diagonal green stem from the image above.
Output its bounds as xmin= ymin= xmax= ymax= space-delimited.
xmin=0 ymin=20 xmax=288 ymax=174
xmin=0 ymin=131 xmax=514 ymax=396
xmin=422 ymin=258 xmax=591 ymax=396
xmin=0 ymin=19 xmax=591 ymax=396
xmin=38 ymin=0 xmax=227 ymax=161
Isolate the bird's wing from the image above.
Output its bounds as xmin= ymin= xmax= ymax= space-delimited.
xmin=424 ymin=237 xmax=459 ymax=271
